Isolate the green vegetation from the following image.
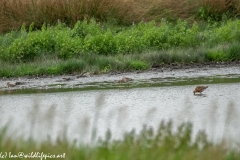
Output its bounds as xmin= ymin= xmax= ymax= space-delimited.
xmin=0 ymin=120 xmax=239 ymax=160
xmin=1 ymin=19 xmax=240 ymax=77
xmin=0 ymin=0 xmax=240 ymax=77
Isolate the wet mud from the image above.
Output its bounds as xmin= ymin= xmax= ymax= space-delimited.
xmin=0 ymin=63 xmax=240 ymax=94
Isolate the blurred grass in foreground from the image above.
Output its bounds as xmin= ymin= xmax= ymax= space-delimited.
xmin=0 ymin=95 xmax=239 ymax=160
xmin=0 ymin=120 xmax=239 ymax=160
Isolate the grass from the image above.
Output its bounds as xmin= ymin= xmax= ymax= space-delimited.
xmin=0 ymin=35 xmax=240 ymax=77
xmin=0 ymin=98 xmax=239 ymax=160
xmin=0 ymin=122 xmax=239 ymax=160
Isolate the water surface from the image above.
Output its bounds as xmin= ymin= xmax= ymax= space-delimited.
xmin=0 ymin=66 xmax=240 ymax=145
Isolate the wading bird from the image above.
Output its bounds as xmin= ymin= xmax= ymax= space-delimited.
xmin=118 ymin=77 xmax=133 ymax=83
xmin=193 ymin=86 xmax=208 ymax=95
xmin=7 ymin=82 xmax=16 ymax=88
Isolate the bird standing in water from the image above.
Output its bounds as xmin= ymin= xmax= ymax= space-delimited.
xmin=7 ymin=82 xmax=16 ymax=88
xmin=193 ymin=86 xmax=208 ymax=95
xmin=117 ymin=77 xmax=133 ymax=83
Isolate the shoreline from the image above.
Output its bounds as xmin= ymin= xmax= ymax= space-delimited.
xmin=0 ymin=61 xmax=240 ymax=91
xmin=1 ymin=61 xmax=240 ymax=80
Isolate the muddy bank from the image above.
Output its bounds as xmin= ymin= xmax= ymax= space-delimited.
xmin=0 ymin=62 xmax=240 ymax=91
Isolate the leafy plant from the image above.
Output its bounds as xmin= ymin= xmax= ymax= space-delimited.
xmin=83 ymin=30 xmax=116 ymax=55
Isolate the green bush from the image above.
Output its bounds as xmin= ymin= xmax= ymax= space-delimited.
xmin=1 ymin=19 xmax=240 ymax=76
xmin=141 ymin=21 xmax=169 ymax=49
xmin=55 ymin=35 xmax=83 ymax=59
xmin=1 ymin=24 xmax=56 ymax=62
xmin=71 ymin=19 xmax=103 ymax=38
xmin=209 ymin=20 xmax=240 ymax=44
xmin=83 ymin=30 xmax=116 ymax=55
xmin=2 ymin=19 xmax=240 ymax=63
xmin=6 ymin=37 xmax=40 ymax=62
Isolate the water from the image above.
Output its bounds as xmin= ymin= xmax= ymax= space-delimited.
xmin=0 ymin=66 xmax=240 ymax=144
xmin=0 ymin=83 xmax=239 ymax=144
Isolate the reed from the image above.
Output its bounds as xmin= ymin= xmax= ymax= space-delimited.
xmin=0 ymin=0 xmax=139 ymax=33
xmin=0 ymin=0 xmax=240 ymax=33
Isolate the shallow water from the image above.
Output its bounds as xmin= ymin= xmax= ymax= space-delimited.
xmin=0 ymin=66 xmax=240 ymax=144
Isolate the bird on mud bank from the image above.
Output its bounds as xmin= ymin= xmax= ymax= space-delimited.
xmin=7 ymin=82 xmax=25 ymax=88
xmin=117 ymin=77 xmax=133 ymax=83
xmin=193 ymin=86 xmax=208 ymax=95
xmin=7 ymin=82 xmax=17 ymax=88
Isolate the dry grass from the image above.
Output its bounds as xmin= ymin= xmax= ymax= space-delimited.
xmin=144 ymin=0 xmax=200 ymax=21
xmin=0 ymin=0 xmax=240 ymax=33
xmin=144 ymin=0 xmax=240 ymax=21
xmin=0 ymin=0 xmax=140 ymax=33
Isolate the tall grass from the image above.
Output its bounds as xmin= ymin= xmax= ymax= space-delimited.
xmin=0 ymin=0 xmax=240 ymax=33
xmin=0 ymin=0 xmax=139 ymax=33
xmin=1 ymin=121 xmax=238 ymax=160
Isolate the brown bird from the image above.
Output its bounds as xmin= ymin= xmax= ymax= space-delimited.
xmin=7 ymin=82 xmax=16 ymax=88
xmin=193 ymin=86 xmax=208 ymax=95
xmin=118 ymin=77 xmax=133 ymax=83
